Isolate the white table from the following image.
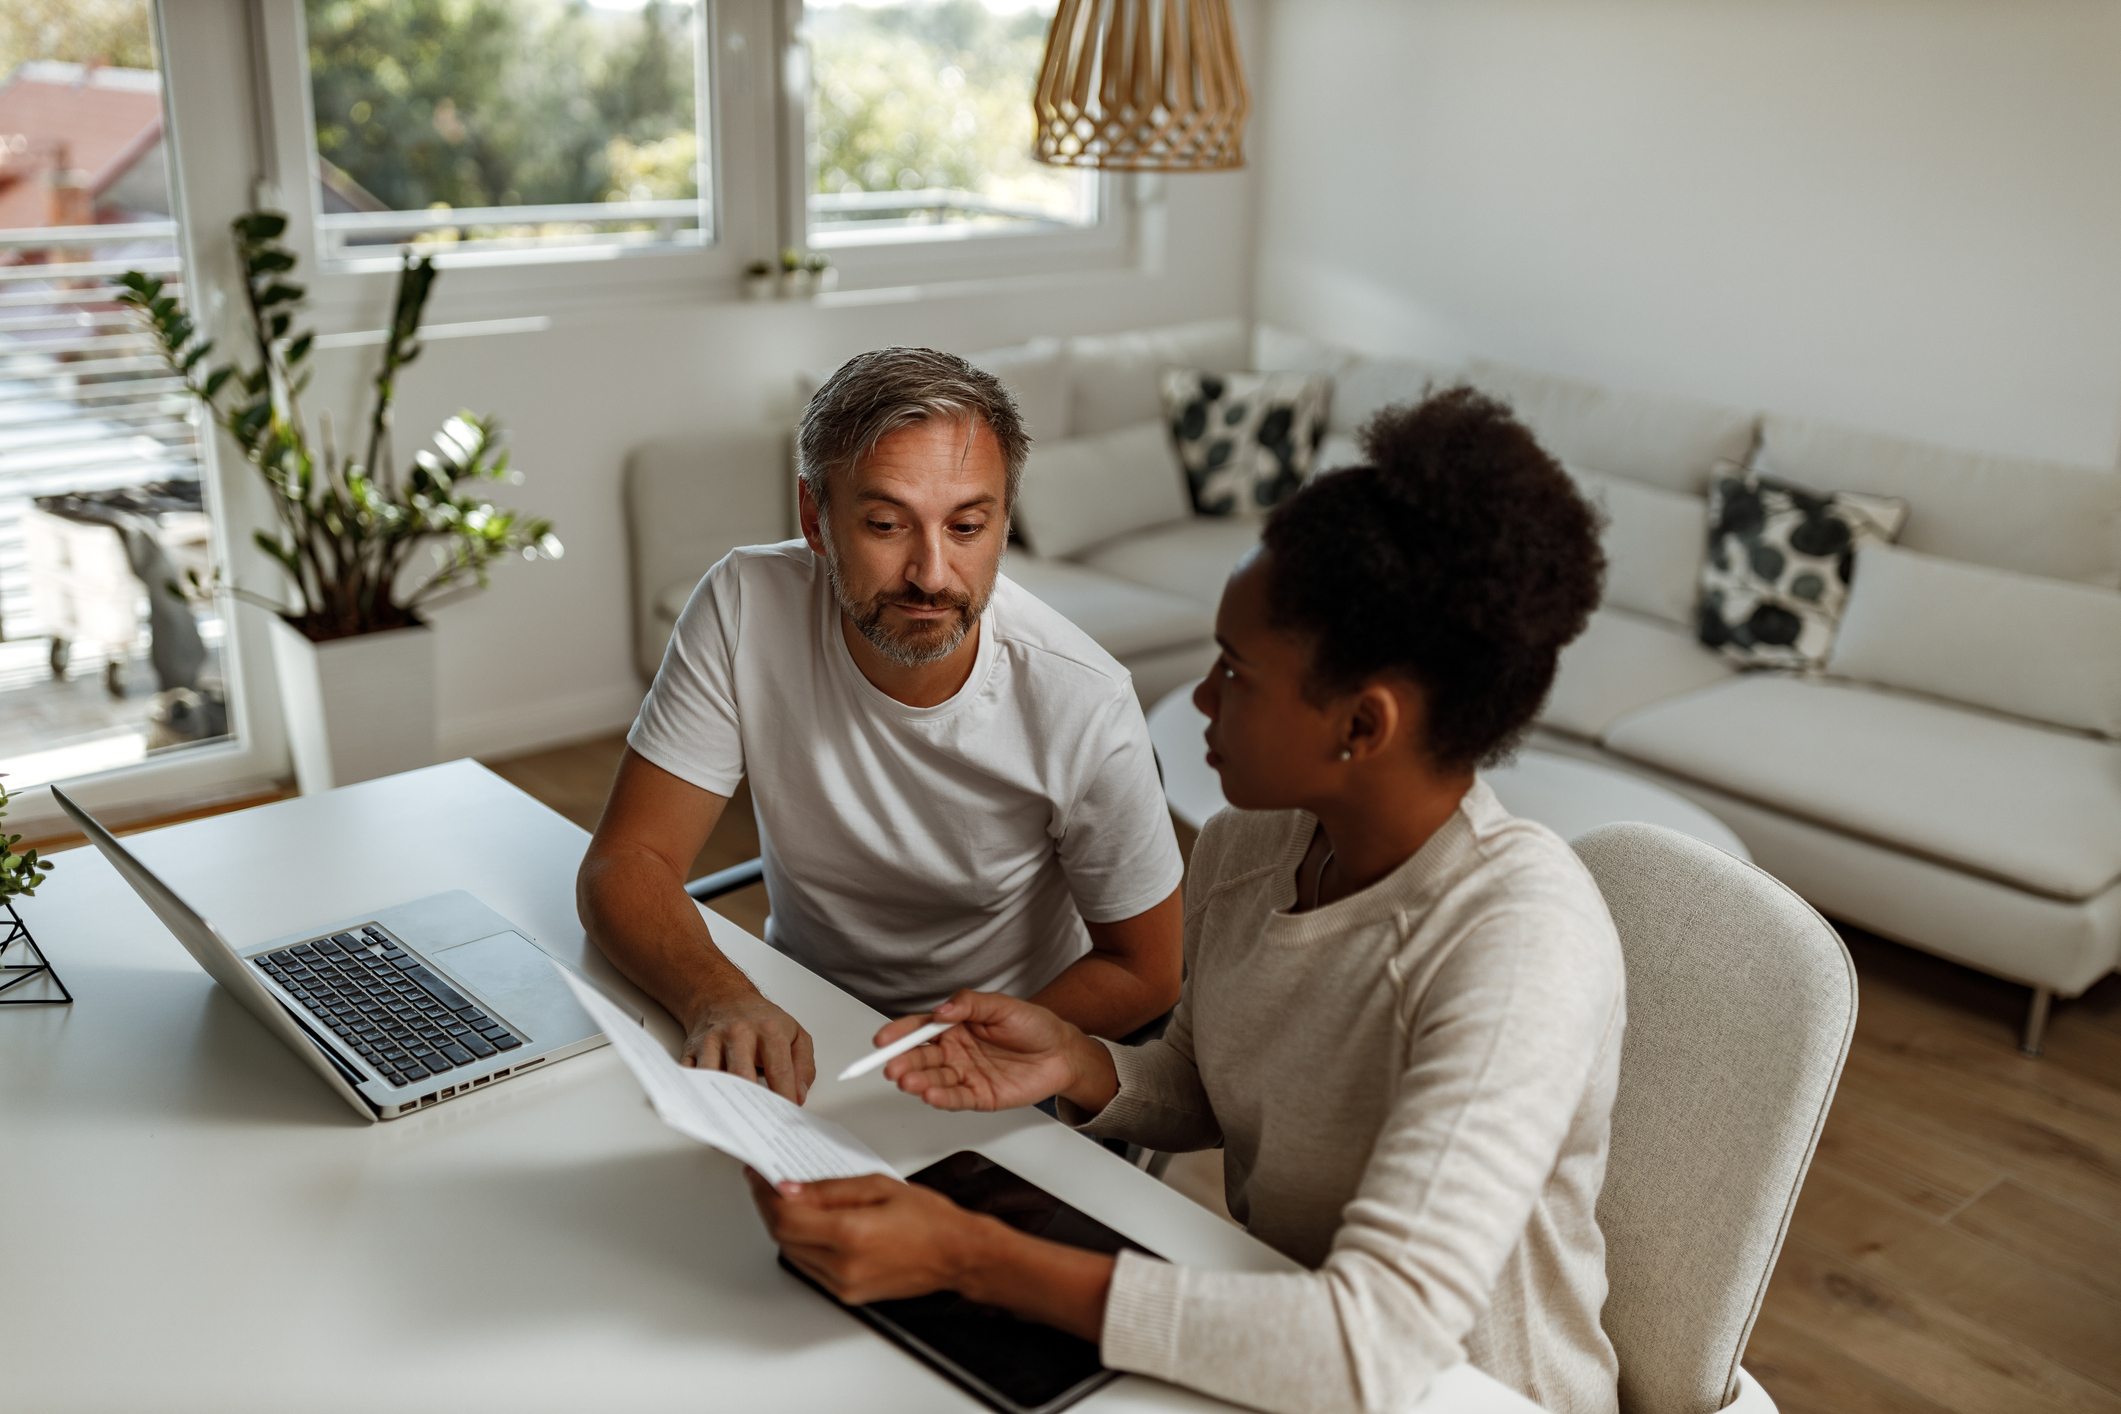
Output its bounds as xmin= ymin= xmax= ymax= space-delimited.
xmin=1147 ymin=683 xmax=1750 ymax=860
xmin=1 ymin=759 xmax=1542 ymax=1414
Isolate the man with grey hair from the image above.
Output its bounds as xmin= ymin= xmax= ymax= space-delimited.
xmin=578 ymin=347 xmax=1184 ymax=1104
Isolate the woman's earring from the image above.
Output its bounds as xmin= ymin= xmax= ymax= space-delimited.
xmin=1338 ymin=748 xmax=1352 ymax=761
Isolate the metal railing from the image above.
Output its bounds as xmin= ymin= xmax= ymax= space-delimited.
xmin=318 ymin=198 xmax=705 ymax=254
xmin=808 ymin=186 xmax=1082 ymax=227
xmin=0 ymin=222 xmax=202 ymax=643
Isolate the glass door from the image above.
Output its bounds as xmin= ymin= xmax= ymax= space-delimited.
xmin=0 ymin=8 xmax=236 ymax=796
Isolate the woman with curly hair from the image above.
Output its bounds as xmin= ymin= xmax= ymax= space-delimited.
xmin=746 ymin=388 xmax=1619 ymax=1414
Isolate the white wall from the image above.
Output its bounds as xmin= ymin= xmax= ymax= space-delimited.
xmin=1248 ymin=0 xmax=2121 ymax=469
xmin=324 ymin=182 xmax=1253 ymax=760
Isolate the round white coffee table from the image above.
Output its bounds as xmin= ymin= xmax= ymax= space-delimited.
xmin=1146 ymin=682 xmax=1749 ymax=860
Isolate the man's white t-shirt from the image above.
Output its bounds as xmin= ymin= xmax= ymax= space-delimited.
xmin=627 ymin=540 xmax=1185 ymax=1016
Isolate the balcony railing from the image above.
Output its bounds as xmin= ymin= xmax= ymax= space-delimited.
xmin=317 ymin=198 xmax=705 ymax=258
xmin=809 ymin=187 xmax=1079 ymax=225
xmin=805 ymin=186 xmax=1095 ymax=249
xmin=0 ymin=221 xmax=200 ymax=645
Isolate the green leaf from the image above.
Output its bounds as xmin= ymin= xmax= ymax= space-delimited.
xmin=235 ymin=211 xmax=289 ymax=240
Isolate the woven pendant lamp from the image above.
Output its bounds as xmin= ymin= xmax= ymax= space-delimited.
xmin=1033 ymin=0 xmax=1249 ymax=172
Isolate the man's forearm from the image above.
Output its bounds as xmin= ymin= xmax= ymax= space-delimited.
xmin=1031 ymin=950 xmax=1177 ymax=1040
xmin=579 ymin=844 xmax=759 ymax=1024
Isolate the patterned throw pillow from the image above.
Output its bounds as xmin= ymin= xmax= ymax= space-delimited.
xmin=1160 ymin=368 xmax=1331 ymax=516
xmin=1698 ymin=471 xmax=1909 ymax=670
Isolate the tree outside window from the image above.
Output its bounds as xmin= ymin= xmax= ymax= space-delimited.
xmin=304 ymin=0 xmax=705 ymax=256
xmin=806 ymin=0 xmax=1091 ymax=243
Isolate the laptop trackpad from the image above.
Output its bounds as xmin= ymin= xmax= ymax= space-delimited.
xmin=431 ymin=932 xmax=619 ymax=1046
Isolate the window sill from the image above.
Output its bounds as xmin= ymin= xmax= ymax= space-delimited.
xmin=808 ymin=259 xmax=1160 ymax=311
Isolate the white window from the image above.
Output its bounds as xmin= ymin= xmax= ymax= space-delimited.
xmin=796 ymin=0 xmax=1129 ymax=285
xmin=301 ymin=0 xmax=713 ymax=269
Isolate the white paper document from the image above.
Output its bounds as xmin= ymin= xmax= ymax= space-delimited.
xmin=554 ymin=965 xmax=898 ymax=1185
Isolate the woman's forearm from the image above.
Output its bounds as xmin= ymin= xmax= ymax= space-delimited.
xmin=956 ymin=1218 xmax=1116 ymax=1343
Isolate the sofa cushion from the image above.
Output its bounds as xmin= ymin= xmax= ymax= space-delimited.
xmin=1000 ymin=551 xmax=1214 ymax=660
xmin=1569 ymin=467 xmax=1706 ymax=627
xmin=1540 ymin=608 xmax=1738 ymax=740
xmin=1066 ymin=318 xmax=1250 ymax=437
xmin=1757 ymin=416 xmax=2121 ymax=588
xmin=656 ymin=579 xmax=695 ymax=625
xmin=1699 ymin=470 xmax=1909 ymax=670
xmin=1827 ymin=542 xmax=2121 ymax=739
xmin=1074 ymin=516 xmax=1261 ymax=608
xmin=1252 ymin=324 xmax=1460 ymax=435
xmin=1471 ymin=359 xmax=1759 ymax=496
xmin=1012 ymin=421 xmax=1191 ymax=560
xmin=967 ymin=336 xmax=1070 ymax=446
xmin=1252 ymin=323 xmax=1351 ymax=379
xmin=1315 ymin=432 xmax=1363 ymax=474
xmin=1162 ymin=368 xmax=1329 ymax=517
xmin=1335 ymin=352 xmax=1461 ymax=436
xmin=1604 ymin=676 xmax=2121 ymax=901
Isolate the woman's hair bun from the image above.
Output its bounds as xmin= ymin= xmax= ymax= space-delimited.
xmin=1260 ymin=385 xmax=1604 ymax=770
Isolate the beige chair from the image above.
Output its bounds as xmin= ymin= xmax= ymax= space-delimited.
xmin=623 ymin=428 xmax=792 ymax=681
xmin=1574 ymin=822 xmax=1857 ymax=1414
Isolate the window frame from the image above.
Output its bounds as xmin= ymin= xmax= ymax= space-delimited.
xmin=251 ymin=0 xmax=777 ymax=329
xmin=777 ymin=0 xmax=1136 ymax=294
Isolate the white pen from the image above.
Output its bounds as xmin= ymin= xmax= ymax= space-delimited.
xmin=836 ymin=1020 xmax=956 ymax=1082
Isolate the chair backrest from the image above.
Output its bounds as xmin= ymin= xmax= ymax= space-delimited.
xmin=1574 ymin=823 xmax=1856 ymax=1414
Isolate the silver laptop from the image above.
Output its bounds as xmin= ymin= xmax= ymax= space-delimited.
xmin=53 ymin=786 xmax=630 ymax=1122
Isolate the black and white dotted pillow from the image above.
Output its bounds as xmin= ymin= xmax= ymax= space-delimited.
xmin=1160 ymin=368 xmax=1331 ymax=517
xmin=1698 ymin=471 xmax=1909 ymax=670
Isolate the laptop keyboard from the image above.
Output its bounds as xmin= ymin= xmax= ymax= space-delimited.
xmin=256 ymin=926 xmax=523 ymax=1089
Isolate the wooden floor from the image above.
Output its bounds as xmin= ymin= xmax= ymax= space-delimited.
xmin=489 ymin=732 xmax=2121 ymax=1413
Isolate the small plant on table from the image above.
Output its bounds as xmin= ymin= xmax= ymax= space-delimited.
xmin=0 ymin=777 xmax=67 ymax=1006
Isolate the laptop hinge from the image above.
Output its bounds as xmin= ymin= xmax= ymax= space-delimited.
xmin=277 ymin=998 xmax=382 ymax=1114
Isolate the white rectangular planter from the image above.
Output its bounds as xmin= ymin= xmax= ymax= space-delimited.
xmin=268 ymin=617 xmax=437 ymax=795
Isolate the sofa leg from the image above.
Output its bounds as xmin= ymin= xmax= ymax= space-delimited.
xmin=2021 ymin=986 xmax=2054 ymax=1058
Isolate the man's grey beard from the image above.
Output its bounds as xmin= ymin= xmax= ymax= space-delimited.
xmin=819 ymin=522 xmax=993 ymax=669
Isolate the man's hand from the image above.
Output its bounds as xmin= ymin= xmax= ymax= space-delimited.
xmin=879 ymin=991 xmax=1118 ymax=1115
xmin=686 ymin=990 xmax=816 ymax=1105
xmin=745 ymin=1170 xmax=988 ymax=1305
xmin=580 ymin=751 xmax=818 ymax=1103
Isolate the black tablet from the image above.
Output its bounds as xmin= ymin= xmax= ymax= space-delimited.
xmin=779 ymin=1149 xmax=1158 ymax=1414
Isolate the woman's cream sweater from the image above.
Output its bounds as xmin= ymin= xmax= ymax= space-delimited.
xmin=1075 ymin=781 xmax=1626 ymax=1414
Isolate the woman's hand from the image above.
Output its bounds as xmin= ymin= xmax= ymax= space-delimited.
xmin=745 ymin=1170 xmax=987 ymax=1304
xmin=745 ymin=1168 xmax=1116 ymax=1340
xmin=876 ymin=991 xmax=1117 ymax=1114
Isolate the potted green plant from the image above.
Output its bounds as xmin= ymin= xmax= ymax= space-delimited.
xmin=803 ymin=251 xmax=837 ymax=295
xmin=778 ymin=246 xmax=813 ymax=298
xmin=118 ymin=213 xmax=562 ymax=795
xmin=0 ymin=776 xmax=65 ymax=1006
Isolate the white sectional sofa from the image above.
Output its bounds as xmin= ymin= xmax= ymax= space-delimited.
xmin=623 ymin=317 xmax=2121 ymax=1051
xmin=961 ymin=318 xmax=2121 ymax=1052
